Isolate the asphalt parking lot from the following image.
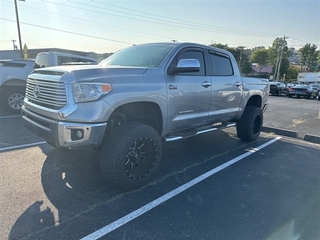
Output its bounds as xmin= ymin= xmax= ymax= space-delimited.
xmin=0 ymin=96 xmax=320 ymax=240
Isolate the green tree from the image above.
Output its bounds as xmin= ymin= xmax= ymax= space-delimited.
xmin=299 ymin=43 xmax=318 ymax=71
xmin=318 ymin=50 xmax=320 ymax=71
xmin=241 ymin=61 xmax=252 ymax=75
xmin=250 ymin=48 xmax=269 ymax=77
xmin=279 ymin=58 xmax=290 ymax=80
xmin=210 ymin=43 xmax=229 ymax=50
xmin=286 ymin=65 xmax=300 ymax=81
xmin=269 ymin=37 xmax=289 ymax=79
xmin=269 ymin=38 xmax=289 ymax=63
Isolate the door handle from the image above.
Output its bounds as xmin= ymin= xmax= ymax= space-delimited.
xmin=169 ymin=85 xmax=177 ymax=90
xmin=234 ymin=82 xmax=242 ymax=87
xmin=201 ymin=81 xmax=211 ymax=88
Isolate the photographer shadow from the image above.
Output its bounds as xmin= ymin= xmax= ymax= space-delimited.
xmin=8 ymin=146 xmax=123 ymax=239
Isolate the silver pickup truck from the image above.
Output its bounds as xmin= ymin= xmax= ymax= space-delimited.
xmin=22 ymin=42 xmax=269 ymax=190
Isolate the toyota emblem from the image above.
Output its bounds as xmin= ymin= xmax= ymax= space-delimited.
xmin=33 ymin=85 xmax=41 ymax=98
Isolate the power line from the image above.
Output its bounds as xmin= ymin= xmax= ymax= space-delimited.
xmin=0 ymin=18 xmax=134 ymax=45
xmin=91 ymin=0 xmax=278 ymax=37
xmin=43 ymin=0 xmax=277 ymax=38
xmin=2 ymin=0 xmax=317 ymax=51
xmin=289 ymin=37 xmax=314 ymax=44
xmin=2 ymin=0 xmax=174 ymax=41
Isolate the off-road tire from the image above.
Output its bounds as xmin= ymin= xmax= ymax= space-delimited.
xmin=1 ymin=87 xmax=25 ymax=113
xmin=236 ymin=106 xmax=263 ymax=142
xmin=99 ymin=121 xmax=162 ymax=190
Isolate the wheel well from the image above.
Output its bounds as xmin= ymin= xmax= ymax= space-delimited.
xmin=246 ymin=95 xmax=262 ymax=109
xmin=106 ymin=102 xmax=163 ymax=136
xmin=1 ymin=79 xmax=26 ymax=87
xmin=0 ymin=80 xmax=26 ymax=93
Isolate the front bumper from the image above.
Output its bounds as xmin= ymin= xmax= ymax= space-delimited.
xmin=21 ymin=106 xmax=107 ymax=149
xmin=262 ymin=103 xmax=268 ymax=113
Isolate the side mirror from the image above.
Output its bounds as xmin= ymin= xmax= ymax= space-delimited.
xmin=169 ymin=59 xmax=200 ymax=74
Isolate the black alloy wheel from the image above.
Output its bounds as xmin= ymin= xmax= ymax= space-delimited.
xmin=99 ymin=121 xmax=162 ymax=190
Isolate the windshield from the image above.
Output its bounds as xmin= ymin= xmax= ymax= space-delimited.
xmin=99 ymin=44 xmax=174 ymax=68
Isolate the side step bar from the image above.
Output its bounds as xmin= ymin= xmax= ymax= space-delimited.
xmin=164 ymin=122 xmax=236 ymax=142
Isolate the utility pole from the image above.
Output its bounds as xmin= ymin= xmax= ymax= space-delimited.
xmin=238 ymin=46 xmax=246 ymax=75
xmin=275 ymin=35 xmax=289 ymax=80
xmin=273 ymin=51 xmax=280 ymax=80
xmin=14 ymin=0 xmax=24 ymax=59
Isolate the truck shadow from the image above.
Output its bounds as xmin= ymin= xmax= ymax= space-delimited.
xmin=8 ymin=130 xmax=247 ymax=239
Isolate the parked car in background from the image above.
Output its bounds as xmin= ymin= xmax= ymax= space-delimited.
xmin=287 ymin=81 xmax=304 ymax=88
xmin=310 ymin=84 xmax=320 ymax=94
xmin=0 ymin=52 xmax=97 ymax=113
xmin=0 ymin=59 xmax=35 ymax=113
xmin=288 ymin=84 xmax=317 ymax=99
xmin=269 ymin=81 xmax=289 ymax=96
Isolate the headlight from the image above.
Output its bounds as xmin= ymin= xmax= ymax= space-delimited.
xmin=73 ymin=83 xmax=112 ymax=103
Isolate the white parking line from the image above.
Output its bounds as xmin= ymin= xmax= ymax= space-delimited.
xmin=0 ymin=141 xmax=47 ymax=152
xmin=81 ymin=136 xmax=282 ymax=240
xmin=0 ymin=115 xmax=21 ymax=119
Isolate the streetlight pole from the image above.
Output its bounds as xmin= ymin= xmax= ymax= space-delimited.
xmin=14 ymin=0 xmax=24 ymax=59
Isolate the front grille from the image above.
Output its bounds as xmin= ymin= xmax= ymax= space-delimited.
xmin=26 ymin=77 xmax=67 ymax=110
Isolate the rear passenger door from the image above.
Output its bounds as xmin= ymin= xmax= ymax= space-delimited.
xmin=208 ymin=50 xmax=243 ymax=123
xmin=165 ymin=47 xmax=212 ymax=132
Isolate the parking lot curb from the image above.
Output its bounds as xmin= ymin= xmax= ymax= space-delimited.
xmin=262 ymin=126 xmax=298 ymax=138
xmin=262 ymin=126 xmax=320 ymax=144
xmin=303 ymin=134 xmax=320 ymax=144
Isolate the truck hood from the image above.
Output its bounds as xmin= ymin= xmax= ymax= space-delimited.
xmin=31 ymin=65 xmax=148 ymax=82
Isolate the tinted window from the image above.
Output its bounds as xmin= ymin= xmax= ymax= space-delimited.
xmin=57 ymin=56 xmax=95 ymax=65
xmin=176 ymin=50 xmax=205 ymax=76
xmin=35 ymin=54 xmax=50 ymax=68
xmin=100 ymin=45 xmax=174 ymax=68
xmin=209 ymin=52 xmax=233 ymax=76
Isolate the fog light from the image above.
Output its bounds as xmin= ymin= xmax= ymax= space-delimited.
xmin=71 ymin=129 xmax=84 ymax=141
xmin=77 ymin=130 xmax=83 ymax=138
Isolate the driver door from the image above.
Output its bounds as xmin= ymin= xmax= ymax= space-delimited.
xmin=165 ymin=48 xmax=212 ymax=133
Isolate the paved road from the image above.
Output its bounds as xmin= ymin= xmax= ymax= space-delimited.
xmin=264 ymin=95 xmax=320 ymax=141
xmin=0 ymin=97 xmax=320 ymax=239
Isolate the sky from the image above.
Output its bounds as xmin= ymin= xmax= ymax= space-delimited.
xmin=0 ymin=0 xmax=319 ymax=54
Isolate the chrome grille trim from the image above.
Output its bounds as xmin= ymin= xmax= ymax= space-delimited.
xmin=25 ymin=77 xmax=67 ymax=110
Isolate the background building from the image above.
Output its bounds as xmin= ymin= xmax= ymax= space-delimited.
xmin=0 ymin=48 xmax=94 ymax=60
